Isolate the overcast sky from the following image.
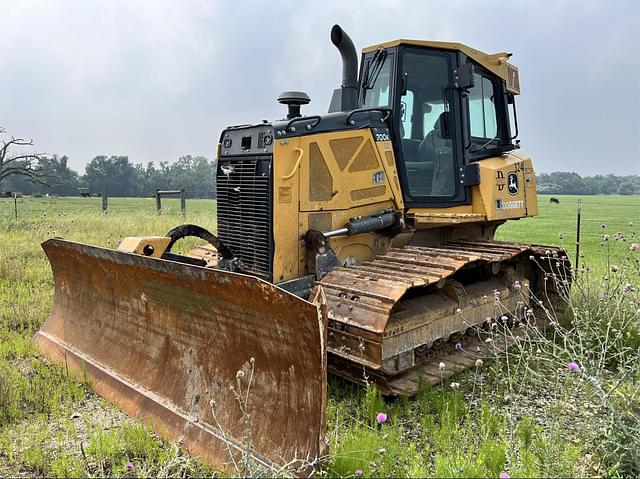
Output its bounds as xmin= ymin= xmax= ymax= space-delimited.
xmin=1 ymin=0 xmax=638 ymax=175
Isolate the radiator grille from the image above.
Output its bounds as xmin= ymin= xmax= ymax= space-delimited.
xmin=217 ymin=156 xmax=272 ymax=281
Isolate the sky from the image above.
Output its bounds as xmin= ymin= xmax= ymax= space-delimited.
xmin=1 ymin=0 xmax=638 ymax=175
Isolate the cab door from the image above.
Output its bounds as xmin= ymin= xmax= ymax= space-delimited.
xmin=393 ymin=47 xmax=468 ymax=207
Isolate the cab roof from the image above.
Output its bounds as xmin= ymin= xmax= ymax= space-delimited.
xmin=362 ymin=39 xmax=521 ymax=94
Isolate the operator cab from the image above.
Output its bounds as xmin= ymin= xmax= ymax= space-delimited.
xmin=359 ymin=40 xmax=521 ymax=207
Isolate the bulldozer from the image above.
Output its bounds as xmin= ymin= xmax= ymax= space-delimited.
xmin=34 ymin=25 xmax=568 ymax=474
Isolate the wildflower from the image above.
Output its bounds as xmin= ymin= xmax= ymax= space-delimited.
xmin=485 ymin=338 xmax=493 ymax=343
xmin=355 ymin=469 xmax=363 ymax=477
xmin=475 ymin=359 xmax=483 ymax=367
xmin=500 ymin=315 xmax=508 ymax=322
xmin=623 ymin=283 xmax=632 ymax=293
xmin=561 ymin=255 xmax=568 ymax=260
xmin=549 ymin=320 xmax=557 ymax=327
xmin=567 ymin=361 xmax=580 ymax=372
xmin=126 ymin=463 xmax=135 ymax=471
xmin=603 ymin=234 xmax=609 ymax=241
xmin=376 ymin=412 xmax=388 ymax=424
xmin=450 ymin=382 xmax=460 ymax=390
xmin=631 ymin=242 xmax=639 ymax=251
xmin=456 ymin=307 xmax=462 ymax=314
xmin=500 ymin=472 xmax=510 ymax=479
xmin=485 ymin=316 xmax=492 ymax=323
xmin=545 ymin=249 xmax=551 ymax=256
xmin=513 ymin=280 xmax=521 ymax=290
xmin=494 ymin=289 xmax=502 ymax=299
xmin=455 ymin=342 xmax=462 ymax=351
xmin=439 ymin=362 xmax=446 ymax=371
xmin=236 ymin=370 xmax=245 ymax=379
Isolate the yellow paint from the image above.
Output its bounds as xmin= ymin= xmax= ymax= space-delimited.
xmin=271 ymin=125 xmax=537 ymax=282
xmin=407 ymin=152 xmax=538 ymax=226
xmin=117 ymin=236 xmax=171 ymax=258
xmin=272 ymin=129 xmax=401 ymax=282
xmin=362 ymin=39 xmax=520 ymax=94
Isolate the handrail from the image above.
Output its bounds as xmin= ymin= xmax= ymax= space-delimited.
xmin=286 ymin=115 xmax=322 ymax=132
xmin=345 ymin=107 xmax=392 ymax=125
xmin=282 ymin=147 xmax=304 ymax=180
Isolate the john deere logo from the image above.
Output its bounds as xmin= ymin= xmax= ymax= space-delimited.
xmin=507 ymin=172 xmax=519 ymax=195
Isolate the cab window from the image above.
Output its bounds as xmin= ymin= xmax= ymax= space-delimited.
xmin=468 ymin=73 xmax=497 ymax=139
xmin=362 ymin=53 xmax=392 ymax=108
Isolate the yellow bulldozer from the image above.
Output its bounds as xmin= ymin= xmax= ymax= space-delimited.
xmin=34 ymin=25 xmax=568 ymax=473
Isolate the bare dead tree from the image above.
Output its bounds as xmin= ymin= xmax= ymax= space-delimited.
xmin=0 ymin=126 xmax=53 ymax=189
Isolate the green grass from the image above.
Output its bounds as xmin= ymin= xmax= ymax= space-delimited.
xmin=0 ymin=194 xmax=638 ymax=477
xmin=496 ymin=195 xmax=639 ymax=272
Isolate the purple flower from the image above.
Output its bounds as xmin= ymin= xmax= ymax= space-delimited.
xmin=455 ymin=342 xmax=462 ymax=351
xmin=126 ymin=463 xmax=134 ymax=471
xmin=549 ymin=320 xmax=557 ymax=327
xmin=513 ymin=280 xmax=521 ymax=290
xmin=623 ymin=284 xmax=632 ymax=293
xmin=499 ymin=472 xmax=510 ymax=479
xmin=355 ymin=469 xmax=363 ymax=477
xmin=567 ymin=361 xmax=580 ymax=372
xmin=631 ymin=242 xmax=639 ymax=251
xmin=376 ymin=412 xmax=388 ymax=424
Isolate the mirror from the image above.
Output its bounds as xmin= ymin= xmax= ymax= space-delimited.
xmin=456 ymin=62 xmax=475 ymax=89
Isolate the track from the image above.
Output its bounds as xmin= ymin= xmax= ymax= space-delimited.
xmin=316 ymin=239 xmax=568 ymax=395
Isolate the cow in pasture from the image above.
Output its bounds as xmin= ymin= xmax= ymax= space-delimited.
xmin=549 ymin=197 xmax=560 ymax=204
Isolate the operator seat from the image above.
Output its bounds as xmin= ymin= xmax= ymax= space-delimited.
xmin=418 ymin=113 xmax=455 ymax=196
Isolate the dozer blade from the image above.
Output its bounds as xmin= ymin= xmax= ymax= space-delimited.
xmin=34 ymin=238 xmax=327 ymax=474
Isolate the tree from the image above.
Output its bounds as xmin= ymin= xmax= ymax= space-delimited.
xmin=84 ymin=155 xmax=138 ymax=196
xmin=0 ymin=127 xmax=51 ymax=191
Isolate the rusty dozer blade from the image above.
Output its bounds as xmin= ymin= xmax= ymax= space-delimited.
xmin=34 ymin=238 xmax=327 ymax=474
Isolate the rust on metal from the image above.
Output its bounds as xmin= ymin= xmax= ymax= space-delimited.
xmin=34 ymin=238 xmax=327 ymax=474
xmin=317 ymin=239 xmax=568 ymax=395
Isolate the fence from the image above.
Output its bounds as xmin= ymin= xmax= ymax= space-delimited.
xmin=155 ymin=189 xmax=186 ymax=216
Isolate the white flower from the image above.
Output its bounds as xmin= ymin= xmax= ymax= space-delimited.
xmin=438 ymin=362 xmax=446 ymax=371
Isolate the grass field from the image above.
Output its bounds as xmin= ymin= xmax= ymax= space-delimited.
xmin=0 ymin=195 xmax=638 ymax=477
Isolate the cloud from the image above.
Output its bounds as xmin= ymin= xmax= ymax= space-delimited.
xmin=0 ymin=0 xmax=638 ymax=174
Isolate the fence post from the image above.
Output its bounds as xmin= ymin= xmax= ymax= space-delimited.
xmin=180 ymin=189 xmax=186 ymax=217
xmin=13 ymin=193 xmax=18 ymax=221
xmin=101 ymin=191 xmax=108 ymax=214
xmin=155 ymin=190 xmax=162 ymax=215
xmin=574 ymin=199 xmax=582 ymax=278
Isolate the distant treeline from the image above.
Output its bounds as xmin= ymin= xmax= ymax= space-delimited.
xmin=1 ymin=155 xmax=217 ymax=198
xmin=537 ymin=172 xmax=640 ymax=195
xmin=2 ymin=156 xmax=638 ymax=197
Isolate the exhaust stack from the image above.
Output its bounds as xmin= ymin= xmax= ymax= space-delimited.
xmin=328 ymin=24 xmax=359 ymax=113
